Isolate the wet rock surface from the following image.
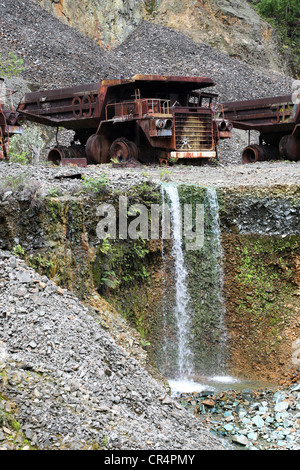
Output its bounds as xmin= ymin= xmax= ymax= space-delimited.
xmin=0 ymin=165 xmax=299 ymax=450
xmin=177 ymin=385 xmax=300 ymax=450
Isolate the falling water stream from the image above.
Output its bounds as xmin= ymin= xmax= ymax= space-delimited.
xmin=161 ymin=184 xmax=238 ymax=396
xmin=206 ymin=187 xmax=228 ymax=371
xmin=163 ymin=185 xmax=193 ymax=379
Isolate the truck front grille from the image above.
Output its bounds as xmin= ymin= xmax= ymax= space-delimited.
xmin=174 ymin=111 xmax=213 ymax=151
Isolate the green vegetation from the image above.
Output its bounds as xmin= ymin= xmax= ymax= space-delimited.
xmin=0 ymin=174 xmax=26 ymax=193
xmin=0 ymin=368 xmax=35 ymax=450
xmin=9 ymin=151 xmax=30 ymax=165
xmin=28 ymin=253 xmax=54 ymax=275
xmin=12 ymin=244 xmax=25 ymax=257
xmin=46 ymin=188 xmax=61 ymax=198
xmin=0 ymin=52 xmax=24 ymax=78
xmin=8 ymin=125 xmax=46 ymax=165
xmin=144 ymin=0 xmax=161 ymax=14
xmin=252 ymin=0 xmax=300 ymax=77
xmin=235 ymin=235 xmax=299 ymax=336
xmin=81 ymin=175 xmax=109 ymax=195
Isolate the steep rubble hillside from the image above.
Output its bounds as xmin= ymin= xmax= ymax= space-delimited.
xmin=0 ymin=250 xmax=226 ymax=450
xmin=0 ymin=0 xmax=120 ymax=88
xmin=30 ymin=0 xmax=144 ymax=48
xmin=30 ymin=0 xmax=288 ymax=75
xmin=0 ymin=1 xmax=292 ymax=97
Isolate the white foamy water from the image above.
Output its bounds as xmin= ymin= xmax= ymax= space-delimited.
xmin=206 ymin=187 xmax=228 ymax=371
xmin=169 ymin=375 xmax=240 ymax=396
xmin=208 ymin=375 xmax=240 ymax=384
xmin=169 ymin=379 xmax=213 ymax=396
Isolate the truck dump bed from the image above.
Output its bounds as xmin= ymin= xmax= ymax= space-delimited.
xmin=221 ymin=95 xmax=299 ymax=134
xmin=221 ymin=94 xmax=300 ymax=162
xmin=17 ymin=74 xmax=232 ymax=166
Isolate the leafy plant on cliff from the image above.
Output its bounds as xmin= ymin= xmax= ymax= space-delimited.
xmin=12 ymin=244 xmax=25 ymax=257
xmin=81 ymin=175 xmax=109 ymax=195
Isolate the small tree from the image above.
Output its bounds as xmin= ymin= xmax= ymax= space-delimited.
xmin=9 ymin=125 xmax=46 ymax=165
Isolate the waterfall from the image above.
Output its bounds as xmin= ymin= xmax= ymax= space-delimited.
xmin=162 ymin=185 xmax=193 ymax=380
xmin=159 ymin=184 xmax=231 ymax=393
xmin=206 ymin=187 xmax=228 ymax=371
xmin=160 ymin=186 xmax=169 ymax=375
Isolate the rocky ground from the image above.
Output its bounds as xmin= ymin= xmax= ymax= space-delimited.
xmin=0 ymin=161 xmax=300 ymax=199
xmin=177 ymin=384 xmax=300 ymax=450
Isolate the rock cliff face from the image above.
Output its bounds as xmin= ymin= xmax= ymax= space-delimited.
xmin=149 ymin=0 xmax=287 ymax=74
xmin=0 ymin=165 xmax=299 ymax=383
xmin=30 ymin=0 xmax=288 ymax=74
xmin=31 ymin=0 xmax=144 ymax=47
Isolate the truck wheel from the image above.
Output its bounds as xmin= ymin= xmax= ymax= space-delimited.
xmin=279 ymin=134 xmax=300 ymax=161
xmin=85 ymin=134 xmax=110 ymax=164
xmin=109 ymin=138 xmax=137 ymax=163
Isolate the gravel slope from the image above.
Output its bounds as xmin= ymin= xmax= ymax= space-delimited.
xmin=0 ymin=0 xmax=293 ymax=98
xmin=0 ymin=250 xmax=227 ymax=450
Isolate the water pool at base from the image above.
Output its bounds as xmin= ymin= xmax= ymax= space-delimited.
xmin=169 ymin=375 xmax=279 ymax=397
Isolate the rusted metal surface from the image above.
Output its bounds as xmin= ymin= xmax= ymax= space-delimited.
xmin=0 ymin=78 xmax=23 ymax=160
xmin=47 ymin=144 xmax=86 ymax=165
xmin=220 ymin=94 xmax=300 ymax=162
xmin=279 ymin=134 xmax=300 ymax=161
xmin=59 ymin=158 xmax=87 ymax=167
xmin=85 ymin=134 xmax=111 ymax=164
xmin=17 ymin=74 xmax=232 ymax=165
xmin=242 ymin=144 xmax=280 ymax=164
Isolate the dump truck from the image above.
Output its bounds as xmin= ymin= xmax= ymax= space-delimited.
xmin=0 ymin=78 xmax=23 ymax=160
xmin=16 ymin=74 xmax=232 ymax=166
xmin=221 ymin=94 xmax=300 ymax=163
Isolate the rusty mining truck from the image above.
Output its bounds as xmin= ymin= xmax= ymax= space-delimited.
xmin=221 ymin=94 xmax=300 ymax=163
xmin=16 ymin=74 xmax=232 ymax=166
xmin=0 ymin=78 xmax=23 ymax=160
